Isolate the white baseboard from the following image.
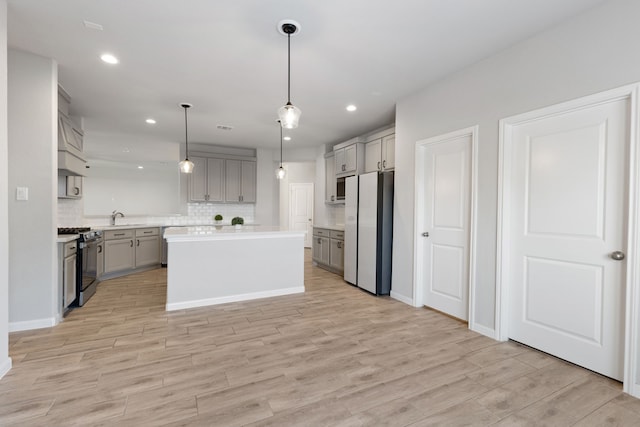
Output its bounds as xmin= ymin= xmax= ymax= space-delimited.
xmin=390 ymin=291 xmax=414 ymax=306
xmin=166 ymin=286 xmax=305 ymax=311
xmin=0 ymin=357 xmax=12 ymax=380
xmin=469 ymin=322 xmax=498 ymax=340
xmin=9 ymin=317 xmax=58 ymax=332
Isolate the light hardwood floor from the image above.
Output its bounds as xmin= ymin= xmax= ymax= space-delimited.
xmin=2 ymin=249 xmax=640 ymax=426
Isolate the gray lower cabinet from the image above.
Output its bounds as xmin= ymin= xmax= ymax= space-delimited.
xmin=329 ymin=230 xmax=344 ymax=272
xmin=62 ymin=241 xmax=77 ymax=309
xmin=312 ymin=235 xmax=330 ymax=265
xmin=103 ymin=227 xmax=160 ymax=276
xmin=104 ymin=233 xmax=135 ymax=274
xmin=312 ymin=227 xmax=344 ymax=274
xmin=135 ymin=228 xmax=160 ymax=267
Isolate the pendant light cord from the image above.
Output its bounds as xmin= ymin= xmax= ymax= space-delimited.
xmin=287 ymin=33 xmax=291 ymax=104
xmin=184 ymin=106 xmax=189 ymax=160
xmin=280 ymin=124 xmax=283 ymax=167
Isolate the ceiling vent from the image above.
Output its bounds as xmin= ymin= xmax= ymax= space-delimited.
xmin=216 ymin=125 xmax=233 ymax=131
xmin=83 ymin=20 xmax=104 ymax=31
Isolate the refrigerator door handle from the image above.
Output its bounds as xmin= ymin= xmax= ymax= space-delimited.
xmin=422 ymin=232 xmax=430 ymax=237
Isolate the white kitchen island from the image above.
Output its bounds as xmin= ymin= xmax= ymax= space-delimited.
xmin=163 ymin=226 xmax=305 ymax=311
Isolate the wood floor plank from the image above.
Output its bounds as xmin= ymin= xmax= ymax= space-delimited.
xmin=0 ymin=249 xmax=636 ymax=426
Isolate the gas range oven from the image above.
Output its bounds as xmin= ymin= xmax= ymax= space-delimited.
xmin=57 ymin=227 xmax=103 ymax=306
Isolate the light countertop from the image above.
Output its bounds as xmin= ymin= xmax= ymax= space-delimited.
xmin=164 ymin=225 xmax=305 ymax=242
xmin=312 ymin=224 xmax=345 ymax=231
xmin=56 ymin=234 xmax=79 ymax=243
xmin=96 ymin=223 xmax=259 ymax=231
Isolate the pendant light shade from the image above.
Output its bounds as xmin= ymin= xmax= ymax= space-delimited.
xmin=179 ymin=103 xmax=194 ymax=174
xmin=278 ymin=102 xmax=301 ymax=130
xmin=278 ymin=21 xmax=301 ymax=129
xmin=276 ymin=120 xmax=287 ymax=179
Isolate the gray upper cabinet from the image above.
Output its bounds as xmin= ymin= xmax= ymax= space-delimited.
xmin=58 ymin=175 xmax=82 ymax=199
xmin=365 ymin=139 xmax=382 ymax=173
xmin=225 ymin=159 xmax=256 ymax=203
xmin=365 ymin=133 xmax=395 ymax=172
xmin=334 ymin=141 xmax=364 ymax=177
xmin=325 ymin=152 xmax=336 ymax=203
xmin=189 ymin=156 xmax=224 ymax=202
xmin=57 ymin=86 xmax=86 ymax=176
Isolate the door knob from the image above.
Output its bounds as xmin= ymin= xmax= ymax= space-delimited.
xmin=422 ymin=232 xmax=429 ymax=237
xmin=611 ymin=251 xmax=625 ymax=261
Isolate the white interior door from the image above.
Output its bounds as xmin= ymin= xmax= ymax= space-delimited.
xmin=419 ymin=134 xmax=472 ymax=321
xmin=289 ymin=183 xmax=314 ymax=248
xmin=505 ymin=97 xmax=628 ymax=381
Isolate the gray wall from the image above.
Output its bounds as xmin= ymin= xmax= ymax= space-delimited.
xmin=0 ymin=0 xmax=10 ymax=378
xmin=8 ymin=49 xmax=58 ymax=328
xmin=393 ymin=0 xmax=640 ymax=330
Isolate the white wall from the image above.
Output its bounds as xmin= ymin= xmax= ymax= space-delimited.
xmin=83 ymin=160 xmax=181 ymax=216
xmin=393 ymin=0 xmax=640 ymax=332
xmin=0 ymin=0 xmax=11 ymax=379
xmin=255 ymin=148 xmax=277 ymax=226
xmin=8 ymin=49 xmax=58 ymax=330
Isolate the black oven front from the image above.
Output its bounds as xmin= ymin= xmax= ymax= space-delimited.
xmin=77 ymin=230 xmax=102 ymax=306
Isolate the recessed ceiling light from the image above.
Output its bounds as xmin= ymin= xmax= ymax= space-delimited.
xmin=100 ymin=53 xmax=119 ymax=64
xmin=283 ymin=136 xmax=291 ymax=141
xmin=346 ymin=104 xmax=357 ymax=112
xmin=145 ymin=118 xmax=156 ymax=124
xmin=137 ymin=166 xmax=144 ymax=169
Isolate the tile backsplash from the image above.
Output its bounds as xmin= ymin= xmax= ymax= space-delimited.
xmin=61 ymin=202 xmax=256 ymax=227
xmin=57 ymin=198 xmax=84 ymax=227
xmin=150 ymin=203 xmax=256 ymax=226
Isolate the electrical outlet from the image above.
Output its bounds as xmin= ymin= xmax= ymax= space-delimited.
xmin=16 ymin=187 xmax=28 ymax=201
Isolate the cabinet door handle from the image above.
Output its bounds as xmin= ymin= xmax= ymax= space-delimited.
xmin=331 ymin=195 xmax=334 ymax=201
xmin=137 ymin=239 xmax=140 ymax=246
xmin=69 ymin=246 xmax=76 ymax=251
xmin=114 ymin=233 xmax=125 ymax=236
xmin=98 ymin=245 xmax=102 ymax=253
xmin=318 ymin=238 xmax=321 ymax=244
xmin=337 ymin=242 xmax=342 ymax=248
xmin=74 ymin=187 xmax=80 ymax=195
xmin=377 ymin=161 xmax=381 ymax=170
xmin=383 ymin=160 xmax=386 ymax=168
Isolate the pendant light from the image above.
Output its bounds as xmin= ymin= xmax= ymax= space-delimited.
xmin=277 ymin=20 xmax=301 ymax=129
xmin=178 ymin=103 xmax=194 ymax=174
xmin=276 ymin=120 xmax=286 ymax=180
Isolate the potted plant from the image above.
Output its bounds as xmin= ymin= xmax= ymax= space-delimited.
xmin=231 ymin=216 xmax=244 ymax=229
xmin=214 ymin=214 xmax=223 ymax=229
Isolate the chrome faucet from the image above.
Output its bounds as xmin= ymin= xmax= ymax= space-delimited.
xmin=111 ymin=210 xmax=125 ymax=226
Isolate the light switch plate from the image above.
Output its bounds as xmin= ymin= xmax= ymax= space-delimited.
xmin=16 ymin=187 xmax=28 ymax=201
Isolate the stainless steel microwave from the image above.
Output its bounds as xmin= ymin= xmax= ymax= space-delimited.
xmin=336 ymin=175 xmax=352 ymax=200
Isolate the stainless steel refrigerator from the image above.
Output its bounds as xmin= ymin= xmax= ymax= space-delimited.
xmin=344 ymin=171 xmax=394 ymax=295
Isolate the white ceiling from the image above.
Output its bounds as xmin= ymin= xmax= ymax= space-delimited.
xmin=7 ymin=0 xmax=606 ymax=160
